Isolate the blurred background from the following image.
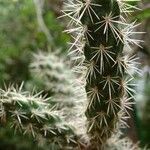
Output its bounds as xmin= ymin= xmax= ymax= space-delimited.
xmin=0 ymin=0 xmax=149 ymax=149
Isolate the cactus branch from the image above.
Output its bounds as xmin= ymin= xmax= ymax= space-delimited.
xmin=0 ymin=84 xmax=79 ymax=149
xmin=62 ymin=0 xmax=142 ymax=149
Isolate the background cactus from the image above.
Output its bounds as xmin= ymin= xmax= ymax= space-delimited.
xmin=62 ymin=0 xmax=142 ymax=149
xmin=0 ymin=84 xmax=80 ymax=149
xmin=29 ymin=51 xmax=75 ymax=101
xmin=29 ymin=50 xmax=87 ymax=141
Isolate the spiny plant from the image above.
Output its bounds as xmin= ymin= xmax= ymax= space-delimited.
xmin=30 ymin=51 xmax=74 ymax=97
xmin=106 ymin=133 xmax=140 ymax=150
xmin=62 ymin=0 xmax=142 ymax=149
xmin=0 ymin=0 xmax=87 ymax=148
xmin=0 ymin=84 xmax=80 ymax=149
xmin=0 ymin=84 xmax=142 ymax=150
xmin=0 ymin=0 xmax=143 ymax=149
xmin=29 ymin=50 xmax=88 ymax=141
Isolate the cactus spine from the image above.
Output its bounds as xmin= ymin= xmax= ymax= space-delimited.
xmin=0 ymin=84 xmax=79 ymax=149
xmin=62 ymin=0 xmax=142 ymax=149
xmin=79 ymin=0 xmax=124 ymax=147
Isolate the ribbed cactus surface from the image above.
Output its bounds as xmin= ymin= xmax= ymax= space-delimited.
xmin=62 ymin=0 xmax=142 ymax=149
xmin=81 ymin=0 xmax=124 ymax=147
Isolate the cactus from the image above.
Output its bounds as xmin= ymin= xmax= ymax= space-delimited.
xmin=29 ymin=50 xmax=88 ymax=144
xmin=0 ymin=0 xmax=143 ymax=149
xmin=62 ymin=0 xmax=142 ymax=149
xmin=106 ymin=133 xmax=140 ymax=150
xmin=30 ymin=51 xmax=74 ymax=97
xmin=0 ymin=84 xmax=80 ymax=149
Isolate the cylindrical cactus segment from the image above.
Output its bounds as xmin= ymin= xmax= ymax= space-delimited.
xmin=62 ymin=0 xmax=128 ymax=147
xmin=62 ymin=0 xmax=141 ymax=148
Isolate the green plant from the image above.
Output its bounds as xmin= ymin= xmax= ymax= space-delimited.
xmin=0 ymin=84 xmax=142 ymax=150
xmin=0 ymin=0 xmax=69 ymax=86
xmin=0 ymin=84 xmax=80 ymax=149
xmin=29 ymin=51 xmax=74 ymax=97
xmin=0 ymin=0 xmax=144 ymax=149
xmin=62 ymin=0 xmax=142 ymax=149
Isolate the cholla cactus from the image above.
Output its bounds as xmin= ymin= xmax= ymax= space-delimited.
xmin=0 ymin=84 xmax=79 ymax=149
xmin=0 ymin=0 xmax=143 ymax=149
xmin=106 ymin=133 xmax=141 ymax=150
xmin=29 ymin=51 xmax=88 ymax=143
xmin=62 ymin=0 xmax=142 ymax=149
xmin=30 ymin=51 xmax=74 ymax=96
xmin=29 ymin=51 xmax=85 ymax=117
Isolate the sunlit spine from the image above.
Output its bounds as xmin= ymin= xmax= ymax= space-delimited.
xmin=62 ymin=0 xmax=142 ymax=149
xmin=0 ymin=84 xmax=78 ymax=149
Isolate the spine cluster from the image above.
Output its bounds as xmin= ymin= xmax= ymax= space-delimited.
xmin=0 ymin=84 xmax=78 ymax=149
xmin=62 ymin=0 xmax=141 ymax=149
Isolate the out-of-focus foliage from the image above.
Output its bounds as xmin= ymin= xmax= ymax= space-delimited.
xmin=0 ymin=0 xmax=69 ymax=86
xmin=0 ymin=127 xmax=37 ymax=150
xmin=140 ymin=80 xmax=150 ymax=147
xmin=132 ymin=0 xmax=150 ymax=148
xmin=136 ymin=72 xmax=150 ymax=148
xmin=0 ymin=0 xmax=36 ymax=85
xmin=133 ymin=0 xmax=150 ymax=21
xmin=135 ymin=8 xmax=150 ymax=20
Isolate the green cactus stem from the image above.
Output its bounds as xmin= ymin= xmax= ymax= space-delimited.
xmin=62 ymin=0 xmax=142 ymax=149
xmin=0 ymin=84 xmax=79 ymax=149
